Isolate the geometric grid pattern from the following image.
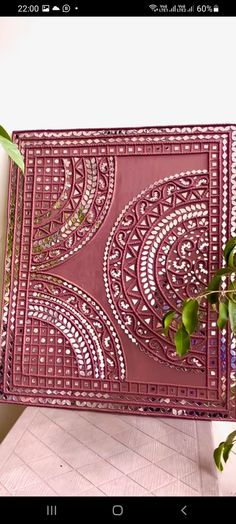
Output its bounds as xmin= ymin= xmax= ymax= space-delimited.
xmin=33 ymin=156 xmax=66 ymax=219
xmin=0 ymin=407 xmax=220 ymax=497
xmin=16 ymin=318 xmax=79 ymax=390
xmin=0 ymin=125 xmax=236 ymax=421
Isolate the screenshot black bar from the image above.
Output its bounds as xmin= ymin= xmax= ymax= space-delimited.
xmin=1 ymin=2 xmax=236 ymax=17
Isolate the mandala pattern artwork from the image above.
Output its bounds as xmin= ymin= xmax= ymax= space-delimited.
xmin=0 ymin=125 xmax=236 ymax=421
xmin=104 ymin=170 xmax=208 ymax=372
xmin=32 ymin=156 xmax=115 ymax=270
xmin=27 ymin=274 xmax=126 ymax=385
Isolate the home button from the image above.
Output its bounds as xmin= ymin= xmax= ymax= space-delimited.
xmin=112 ymin=505 xmax=124 ymax=517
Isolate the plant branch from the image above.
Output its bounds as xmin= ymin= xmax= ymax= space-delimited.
xmin=197 ymin=289 xmax=236 ymax=299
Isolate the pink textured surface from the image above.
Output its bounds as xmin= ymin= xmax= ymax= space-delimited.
xmin=0 ymin=407 xmax=220 ymax=496
xmin=0 ymin=124 xmax=236 ymax=420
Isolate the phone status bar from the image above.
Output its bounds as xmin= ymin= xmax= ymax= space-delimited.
xmin=0 ymin=2 xmax=234 ymax=16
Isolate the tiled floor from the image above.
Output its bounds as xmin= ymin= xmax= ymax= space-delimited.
xmin=0 ymin=407 xmax=220 ymax=496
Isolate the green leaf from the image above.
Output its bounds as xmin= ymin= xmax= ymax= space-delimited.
xmin=0 ymin=125 xmax=12 ymax=141
xmin=223 ymin=237 xmax=236 ymax=265
xmin=228 ymin=281 xmax=236 ymax=303
xmin=223 ymin=443 xmax=234 ymax=463
xmin=162 ymin=310 xmax=175 ymax=337
xmin=0 ymin=135 xmax=24 ymax=173
xmin=228 ymin=248 xmax=236 ymax=268
xmin=174 ymin=325 xmax=190 ymax=357
xmin=206 ymin=274 xmax=221 ymax=305
xmin=217 ymin=301 xmax=229 ymax=330
xmin=213 ymin=442 xmax=225 ymax=472
xmin=182 ymin=299 xmax=199 ymax=335
xmin=215 ymin=267 xmax=235 ymax=277
xmin=225 ymin=430 xmax=236 ymax=444
xmin=230 ymin=384 xmax=236 ymax=399
xmin=213 ymin=431 xmax=236 ymax=471
xmin=228 ymin=299 xmax=236 ymax=334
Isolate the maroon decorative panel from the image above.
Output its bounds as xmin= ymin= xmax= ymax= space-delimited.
xmin=1 ymin=124 xmax=236 ymax=421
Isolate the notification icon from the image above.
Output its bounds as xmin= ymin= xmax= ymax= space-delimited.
xmin=62 ymin=4 xmax=71 ymax=12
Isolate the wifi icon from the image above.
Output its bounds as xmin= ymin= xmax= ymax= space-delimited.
xmin=149 ymin=4 xmax=158 ymax=12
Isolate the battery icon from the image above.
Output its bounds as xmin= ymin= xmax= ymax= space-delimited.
xmin=213 ymin=5 xmax=219 ymax=12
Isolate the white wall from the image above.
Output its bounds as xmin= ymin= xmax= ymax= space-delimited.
xmin=0 ymin=17 xmax=236 ymax=131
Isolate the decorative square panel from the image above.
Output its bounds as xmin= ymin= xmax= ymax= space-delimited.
xmin=0 ymin=125 xmax=236 ymax=420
